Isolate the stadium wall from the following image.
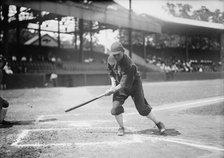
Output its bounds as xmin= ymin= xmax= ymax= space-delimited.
xmin=144 ymin=72 xmax=223 ymax=81
xmin=4 ymin=72 xmax=223 ymax=89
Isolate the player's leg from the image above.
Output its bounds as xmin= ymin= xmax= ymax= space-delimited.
xmin=147 ymin=111 xmax=166 ymax=133
xmin=115 ymin=114 xmax=124 ymax=136
xmin=146 ymin=111 xmax=159 ymax=124
xmin=131 ymin=79 xmax=166 ymax=133
xmin=111 ymin=93 xmax=128 ymax=136
xmin=111 ymin=101 xmax=125 ymax=136
xmin=114 ymin=112 xmax=124 ymax=128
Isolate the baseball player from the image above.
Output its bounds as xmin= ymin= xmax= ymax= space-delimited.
xmin=104 ymin=42 xmax=166 ymax=136
xmin=0 ymin=54 xmax=11 ymax=125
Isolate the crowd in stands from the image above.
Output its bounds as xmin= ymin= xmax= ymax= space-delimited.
xmin=146 ymin=55 xmax=221 ymax=73
xmin=7 ymin=53 xmax=107 ymax=74
xmin=5 ymin=52 xmax=222 ymax=74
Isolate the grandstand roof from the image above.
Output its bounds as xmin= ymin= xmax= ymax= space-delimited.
xmin=141 ymin=14 xmax=224 ymax=37
xmin=4 ymin=0 xmax=161 ymax=33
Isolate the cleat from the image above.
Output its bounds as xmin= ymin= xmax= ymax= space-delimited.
xmin=156 ymin=122 xmax=166 ymax=134
xmin=117 ymin=127 xmax=125 ymax=136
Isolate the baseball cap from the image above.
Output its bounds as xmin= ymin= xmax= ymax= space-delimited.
xmin=109 ymin=41 xmax=125 ymax=55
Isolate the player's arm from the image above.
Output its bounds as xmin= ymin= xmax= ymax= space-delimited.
xmin=110 ymin=76 xmax=116 ymax=88
xmin=105 ymin=69 xmax=133 ymax=96
xmin=105 ymin=63 xmax=122 ymax=96
xmin=105 ymin=82 xmax=122 ymax=96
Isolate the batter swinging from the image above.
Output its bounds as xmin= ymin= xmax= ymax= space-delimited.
xmin=104 ymin=42 xmax=166 ymax=136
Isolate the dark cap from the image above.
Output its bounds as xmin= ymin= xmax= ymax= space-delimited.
xmin=110 ymin=41 xmax=125 ymax=55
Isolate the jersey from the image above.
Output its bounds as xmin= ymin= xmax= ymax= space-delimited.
xmin=107 ymin=54 xmax=141 ymax=91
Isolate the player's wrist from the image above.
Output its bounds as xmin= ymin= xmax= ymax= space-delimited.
xmin=110 ymin=87 xmax=116 ymax=93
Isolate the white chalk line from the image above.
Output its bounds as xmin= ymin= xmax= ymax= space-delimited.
xmin=38 ymin=96 xmax=224 ymax=118
xmin=126 ymin=96 xmax=224 ymax=115
xmin=11 ymin=128 xmax=73 ymax=147
xmin=11 ymin=127 xmax=224 ymax=152
xmin=154 ymin=96 xmax=224 ymax=111
xmin=39 ymin=120 xmax=112 ymax=125
xmin=11 ymin=130 xmax=29 ymax=147
xmin=13 ymin=143 xmax=72 ymax=147
xmin=138 ymin=135 xmax=224 ymax=152
xmin=11 ymin=129 xmax=142 ymax=148
xmin=13 ymin=96 xmax=224 ymax=151
xmin=25 ymin=128 xmax=73 ymax=131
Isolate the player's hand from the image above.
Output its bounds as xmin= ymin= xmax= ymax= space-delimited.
xmin=104 ymin=88 xmax=115 ymax=96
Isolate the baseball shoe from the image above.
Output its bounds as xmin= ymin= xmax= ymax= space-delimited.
xmin=156 ymin=122 xmax=166 ymax=134
xmin=117 ymin=127 xmax=125 ymax=136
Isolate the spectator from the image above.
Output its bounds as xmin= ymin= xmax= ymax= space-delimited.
xmin=1 ymin=62 xmax=13 ymax=89
xmin=29 ymin=56 xmax=33 ymax=62
xmin=50 ymin=72 xmax=58 ymax=87
xmin=21 ymin=56 xmax=27 ymax=61
xmin=56 ymin=57 xmax=63 ymax=68
xmin=12 ymin=56 xmax=17 ymax=61
xmin=44 ymin=72 xmax=58 ymax=87
xmin=171 ymin=64 xmax=178 ymax=72
xmin=199 ymin=66 xmax=203 ymax=72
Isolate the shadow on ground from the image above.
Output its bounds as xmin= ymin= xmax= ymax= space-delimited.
xmin=85 ymin=128 xmax=181 ymax=137
xmin=0 ymin=120 xmax=35 ymax=128
xmin=135 ymin=129 xmax=181 ymax=136
xmin=38 ymin=118 xmax=58 ymax=122
xmin=0 ymin=118 xmax=58 ymax=128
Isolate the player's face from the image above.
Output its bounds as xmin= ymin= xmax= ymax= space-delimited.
xmin=113 ymin=52 xmax=123 ymax=62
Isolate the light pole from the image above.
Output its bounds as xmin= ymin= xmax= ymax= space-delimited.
xmin=128 ymin=0 xmax=132 ymax=58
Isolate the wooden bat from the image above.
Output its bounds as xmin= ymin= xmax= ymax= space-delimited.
xmin=65 ymin=92 xmax=106 ymax=112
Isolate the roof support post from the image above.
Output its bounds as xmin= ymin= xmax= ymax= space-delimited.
xmin=185 ymin=33 xmax=189 ymax=62
xmin=79 ymin=18 xmax=84 ymax=62
xmin=38 ymin=21 xmax=41 ymax=46
xmin=128 ymin=0 xmax=132 ymax=58
xmin=220 ymin=32 xmax=224 ymax=72
xmin=74 ymin=18 xmax=78 ymax=51
xmin=2 ymin=4 xmax=9 ymax=58
xmin=57 ymin=17 xmax=61 ymax=48
xmin=143 ymin=36 xmax=146 ymax=59
xmin=16 ymin=6 xmax=20 ymax=45
xmin=0 ymin=1 xmax=2 ymax=35
xmin=90 ymin=21 xmax=93 ymax=53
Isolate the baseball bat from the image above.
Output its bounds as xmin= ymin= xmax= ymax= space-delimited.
xmin=65 ymin=92 xmax=106 ymax=112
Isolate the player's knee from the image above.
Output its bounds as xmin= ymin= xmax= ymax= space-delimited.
xmin=138 ymin=108 xmax=151 ymax=116
xmin=111 ymin=106 xmax=124 ymax=115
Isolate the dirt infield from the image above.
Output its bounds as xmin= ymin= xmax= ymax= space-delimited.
xmin=0 ymin=79 xmax=224 ymax=158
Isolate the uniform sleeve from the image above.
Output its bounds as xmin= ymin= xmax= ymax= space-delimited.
xmin=119 ymin=64 xmax=136 ymax=90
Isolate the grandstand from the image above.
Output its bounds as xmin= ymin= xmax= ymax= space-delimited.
xmin=1 ymin=0 xmax=223 ymax=89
